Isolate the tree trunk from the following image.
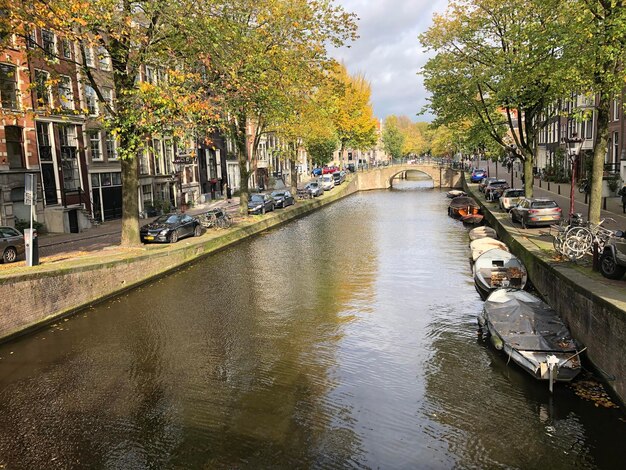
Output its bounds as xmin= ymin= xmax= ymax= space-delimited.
xmin=588 ymin=95 xmax=609 ymax=224
xmin=524 ymin=153 xmax=534 ymax=198
xmin=290 ymin=154 xmax=298 ymax=193
xmin=120 ymin=154 xmax=140 ymax=246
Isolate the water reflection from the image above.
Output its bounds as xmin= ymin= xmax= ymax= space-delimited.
xmin=0 ymin=182 xmax=624 ymax=468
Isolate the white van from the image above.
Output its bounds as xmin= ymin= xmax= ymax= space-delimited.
xmin=320 ymin=175 xmax=335 ymax=191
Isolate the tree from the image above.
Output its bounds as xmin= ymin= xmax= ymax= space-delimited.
xmin=194 ymin=0 xmax=357 ymax=214
xmin=10 ymin=0 xmax=216 ymax=246
xmin=566 ymin=1 xmax=626 ymax=223
xmin=382 ymin=116 xmax=405 ymax=159
xmin=421 ymin=0 xmax=571 ymax=197
xmin=330 ymin=64 xmax=378 ymax=167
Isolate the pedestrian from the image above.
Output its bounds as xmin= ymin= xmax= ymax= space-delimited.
xmin=620 ymin=185 xmax=626 ymax=213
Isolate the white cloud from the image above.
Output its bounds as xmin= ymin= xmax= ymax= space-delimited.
xmin=331 ymin=0 xmax=449 ymax=121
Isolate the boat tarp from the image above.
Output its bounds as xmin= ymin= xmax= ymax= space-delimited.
xmin=484 ymin=295 xmax=577 ymax=352
xmin=449 ymin=196 xmax=478 ymax=209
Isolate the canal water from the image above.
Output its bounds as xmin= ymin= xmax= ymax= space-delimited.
xmin=0 ymin=179 xmax=625 ymax=469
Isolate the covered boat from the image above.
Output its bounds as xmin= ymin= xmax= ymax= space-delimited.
xmin=473 ymin=249 xmax=527 ymax=300
xmin=448 ymin=196 xmax=480 ymax=220
xmin=469 ymin=237 xmax=509 ymax=262
xmin=478 ymin=289 xmax=582 ymax=389
xmin=469 ymin=226 xmax=497 ymax=241
xmin=446 ymin=189 xmax=466 ymax=198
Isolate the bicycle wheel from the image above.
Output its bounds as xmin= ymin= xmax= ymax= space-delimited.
xmin=221 ymin=215 xmax=232 ymax=228
xmin=563 ymin=227 xmax=593 ymax=260
xmin=553 ymin=233 xmax=566 ymax=255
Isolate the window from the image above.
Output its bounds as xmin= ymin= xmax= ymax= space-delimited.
xmin=614 ymin=132 xmax=619 ymax=162
xmin=585 ymin=118 xmax=593 ymax=140
xmin=89 ymin=130 xmax=102 ymax=160
xmin=26 ymin=30 xmax=37 ymax=49
xmin=83 ymin=46 xmax=94 ymax=67
xmin=140 ymin=150 xmax=150 ymax=174
xmin=614 ymin=99 xmax=620 ymax=121
xmin=111 ymin=172 xmax=121 ymax=185
xmin=62 ymin=39 xmax=72 ymax=59
xmin=97 ymin=46 xmax=111 ymax=71
xmin=34 ymin=70 xmax=51 ymax=108
xmin=42 ymin=30 xmax=56 ymax=57
xmin=84 ymin=84 xmax=98 ymax=115
xmin=164 ymin=140 xmax=174 ymax=174
xmin=101 ymin=87 xmax=113 ymax=113
xmin=6 ymin=126 xmax=24 ymax=168
xmin=153 ymin=138 xmax=163 ymax=174
xmin=58 ymin=75 xmax=74 ymax=110
xmin=0 ymin=63 xmax=17 ymax=109
xmin=36 ymin=122 xmax=52 ymax=161
xmin=142 ymin=184 xmax=153 ymax=204
xmin=59 ymin=125 xmax=80 ymax=190
xmin=91 ymin=173 xmax=100 ymax=188
xmin=105 ymin=132 xmax=117 ymax=159
xmin=144 ymin=66 xmax=155 ymax=84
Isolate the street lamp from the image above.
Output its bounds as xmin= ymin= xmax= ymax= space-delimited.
xmin=173 ymin=157 xmax=186 ymax=212
xmin=562 ymin=133 xmax=584 ymax=219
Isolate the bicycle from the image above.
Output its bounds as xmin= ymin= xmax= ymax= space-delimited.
xmin=197 ymin=208 xmax=232 ymax=229
xmin=578 ymin=179 xmax=590 ymax=194
xmin=553 ymin=215 xmax=617 ymax=260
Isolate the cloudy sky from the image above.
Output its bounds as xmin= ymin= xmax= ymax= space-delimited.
xmin=331 ymin=0 xmax=449 ymax=123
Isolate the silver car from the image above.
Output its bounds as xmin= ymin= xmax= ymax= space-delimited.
xmin=499 ymin=189 xmax=525 ymax=211
xmin=304 ymin=181 xmax=324 ymax=197
xmin=1 ymin=226 xmax=25 ymax=263
xmin=510 ymin=198 xmax=562 ymax=228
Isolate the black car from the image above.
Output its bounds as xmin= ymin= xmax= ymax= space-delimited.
xmin=332 ymin=171 xmax=346 ymax=185
xmin=140 ymin=213 xmax=201 ymax=243
xmin=248 ymin=193 xmax=275 ymax=214
xmin=271 ymin=190 xmax=295 ymax=208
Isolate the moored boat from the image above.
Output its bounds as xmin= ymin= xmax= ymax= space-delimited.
xmin=461 ymin=213 xmax=484 ymax=225
xmin=469 ymin=237 xmax=509 ymax=262
xmin=473 ymin=249 xmax=527 ymax=300
xmin=446 ymin=189 xmax=466 ymax=198
xmin=478 ymin=289 xmax=582 ymax=389
xmin=448 ymin=196 xmax=480 ymax=220
xmin=468 ymin=226 xmax=497 ymax=241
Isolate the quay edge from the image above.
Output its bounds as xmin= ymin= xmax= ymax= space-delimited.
xmin=463 ymin=175 xmax=626 ymax=407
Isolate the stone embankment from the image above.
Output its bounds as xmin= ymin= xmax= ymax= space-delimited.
xmin=463 ymin=177 xmax=626 ymax=406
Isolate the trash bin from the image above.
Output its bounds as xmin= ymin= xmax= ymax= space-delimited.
xmin=24 ymin=228 xmax=39 ymax=267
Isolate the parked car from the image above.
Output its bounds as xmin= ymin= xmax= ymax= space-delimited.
xmin=510 ymin=198 xmax=562 ymax=228
xmin=346 ymin=163 xmax=356 ymax=173
xmin=248 ymin=193 xmax=275 ymax=215
xmin=478 ymin=176 xmax=497 ymax=192
xmin=599 ymin=235 xmax=626 ymax=279
xmin=470 ymin=169 xmax=487 ymax=183
xmin=0 ymin=226 xmax=25 ymax=263
xmin=304 ymin=181 xmax=324 ymax=197
xmin=484 ymin=179 xmax=509 ymax=201
xmin=322 ymin=166 xmax=339 ymax=174
xmin=271 ymin=190 xmax=295 ymax=208
xmin=140 ymin=213 xmax=201 ymax=243
xmin=320 ymin=174 xmax=335 ymax=191
xmin=499 ymin=189 xmax=525 ymax=211
xmin=333 ymin=171 xmax=346 ymax=185
xmin=312 ymin=168 xmax=323 ymax=176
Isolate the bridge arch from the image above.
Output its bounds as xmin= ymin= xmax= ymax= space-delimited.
xmin=388 ymin=169 xmax=435 ymax=188
xmin=354 ymin=164 xmax=462 ymax=191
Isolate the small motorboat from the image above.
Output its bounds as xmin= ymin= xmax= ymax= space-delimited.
xmin=461 ymin=213 xmax=484 ymax=225
xmin=448 ymin=196 xmax=480 ymax=220
xmin=446 ymin=189 xmax=466 ymax=198
xmin=473 ymin=248 xmax=527 ymax=300
xmin=478 ymin=289 xmax=583 ymax=390
xmin=469 ymin=237 xmax=509 ymax=262
xmin=469 ymin=226 xmax=497 ymax=241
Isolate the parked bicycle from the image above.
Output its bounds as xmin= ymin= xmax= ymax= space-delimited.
xmin=578 ymin=179 xmax=590 ymax=194
xmin=552 ymin=214 xmax=617 ymax=260
xmin=197 ymin=208 xmax=233 ymax=229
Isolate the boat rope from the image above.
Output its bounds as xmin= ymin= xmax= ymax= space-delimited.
xmin=558 ymin=347 xmax=588 ymax=367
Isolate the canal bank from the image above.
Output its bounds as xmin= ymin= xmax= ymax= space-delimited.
xmin=0 ymin=179 xmax=361 ymax=342
xmin=462 ymin=176 xmax=626 ymax=406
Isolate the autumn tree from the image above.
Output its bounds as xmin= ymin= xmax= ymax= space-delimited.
xmin=331 ymin=64 xmax=378 ymax=167
xmin=421 ymin=0 xmax=571 ymax=197
xmin=382 ymin=116 xmax=405 ymax=159
xmin=565 ymin=1 xmax=626 ymax=223
xmin=9 ymin=0 xmax=217 ymax=246
xmin=194 ymin=0 xmax=357 ymax=214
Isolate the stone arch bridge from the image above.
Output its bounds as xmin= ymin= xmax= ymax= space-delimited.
xmin=354 ymin=164 xmax=463 ymax=191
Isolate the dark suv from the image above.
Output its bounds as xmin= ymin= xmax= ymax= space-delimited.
xmin=599 ymin=236 xmax=626 ymax=279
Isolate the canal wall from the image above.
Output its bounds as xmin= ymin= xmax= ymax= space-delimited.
xmin=0 ymin=179 xmax=361 ymax=342
xmin=463 ymin=177 xmax=626 ymax=405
